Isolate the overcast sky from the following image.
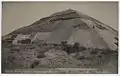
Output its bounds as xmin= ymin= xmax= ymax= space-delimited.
xmin=2 ymin=2 xmax=118 ymax=36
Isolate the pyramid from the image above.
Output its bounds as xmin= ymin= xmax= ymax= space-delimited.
xmin=5 ymin=9 xmax=118 ymax=50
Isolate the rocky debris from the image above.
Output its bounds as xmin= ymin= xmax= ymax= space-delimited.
xmin=12 ymin=34 xmax=31 ymax=45
xmin=4 ymin=45 xmax=38 ymax=69
xmin=36 ymin=49 xmax=80 ymax=68
xmin=44 ymin=49 xmax=68 ymax=58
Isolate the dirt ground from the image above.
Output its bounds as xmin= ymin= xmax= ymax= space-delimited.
xmin=2 ymin=43 xmax=118 ymax=73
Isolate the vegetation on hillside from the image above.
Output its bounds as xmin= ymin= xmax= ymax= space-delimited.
xmin=2 ymin=41 xmax=118 ymax=72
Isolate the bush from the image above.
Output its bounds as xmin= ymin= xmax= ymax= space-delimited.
xmin=73 ymin=42 xmax=80 ymax=48
xmin=90 ymin=50 xmax=98 ymax=54
xmin=62 ymin=42 xmax=83 ymax=54
xmin=100 ymin=49 xmax=111 ymax=55
xmin=61 ymin=41 xmax=67 ymax=46
xmin=77 ymin=56 xmax=86 ymax=60
xmin=30 ymin=60 xmax=39 ymax=68
xmin=11 ymin=47 xmax=20 ymax=52
xmin=79 ymin=46 xmax=86 ymax=51
xmin=20 ymin=39 xmax=31 ymax=44
xmin=37 ymin=53 xmax=46 ymax=58
xmin=65 ymin=45 xmax=72 ymax=54
xmin=72 ymin=42 xmax=80 ymax=52
xmin=97 ymin=55 xmax=102 ymax=58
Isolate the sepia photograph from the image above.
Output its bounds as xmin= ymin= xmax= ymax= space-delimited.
xmin=1 ymin=1 xmax=118 ymax=74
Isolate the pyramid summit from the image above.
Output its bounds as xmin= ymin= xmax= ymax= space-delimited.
xmin=50 ymin=8 xmax=78 ymax=16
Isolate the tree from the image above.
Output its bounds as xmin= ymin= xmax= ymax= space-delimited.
xmin=61 ymin=41 xmax=67 ymax=50
xmin=61 ymin=41 xmax=67 ymax=46
xmin=30 ymin=60 xmax=39 ymax=68
xmin=72 ymin=42 xmax=80 ymax=53
xmin=73 ymin=42 xmax=80 ymax=50
xmin=114 ymin=37 xmax=118 ymax=46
